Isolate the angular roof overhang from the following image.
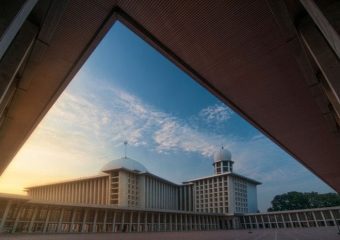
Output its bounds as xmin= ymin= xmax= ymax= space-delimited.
xmin=0 ymin=0 xmax=339 ymax=192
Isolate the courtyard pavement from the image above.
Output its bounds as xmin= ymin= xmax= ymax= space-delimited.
xmin=1 ymin=228 xmax=340 ymax=240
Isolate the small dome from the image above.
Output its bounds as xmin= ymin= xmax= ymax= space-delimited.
xmin=213 ymin=147 xmax=232 ymax=162
xmin=101 ymin=157 xmax=148 ymax=173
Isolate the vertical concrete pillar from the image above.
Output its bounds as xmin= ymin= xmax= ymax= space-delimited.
xmin=303 ymin=212 xmax=310 ymax=227
xmin=158 ymin=212 xmax=161 ymax=231
xmin=137 ymin=211 xmax=141 ymax=232
xmin=144 ymin=212 xmax=148 ymax=232
xmin=112 ymin=211 xmax=117 ymax=232
xmin=151 ymin=212 xmax=154 ymax=232
xmin=296 ymin=213 xmax=302 ymax=228
xmin=180 ymin=214 xmax=183 ymax=231
xmin=198 ymin=215 xmax=201 ymax=231
xmin=121 ymin=212 xmax=125 ymax=232
xmin=170 ymin=214 xmax=173 ymax=232
xmin=186 ymin=214 xmax=189 ymax=231
xmin=70 ymin=209 xmax=76 ymax=232
xmin=0 ymin=200 xmax=12 ymax=232
xmin=61 ymin=185 xmax=64 ymax=202
xmin=184 ymin=188 xmax=187 ymax=211
xmin=329 ymin=210 xmax=337 ymax=227
xmin=164 ymin=213 xmax=167 ymax=231
xmin=28 ymin=207 xmax=38 ymax=232
xmin=175 ymin=213 xmax=178 ymax=231
xmin=260 ymin=215 xmax=265 ymax=228
xmin=103 ymin=210 xmax=107 ymax=232
xmin=129 ymin=212 xmax=133 ymax=232
xmin=288 ymin=213 xmax=293 ymax=228
xmin=274 ymin=214 xmax=279 ymax=228
xmin=101 ymin=179 xmax=105 ymax=205
xmin=92 ymin=210 xmax=98 ymax=233
xmin=81 ymin=209 xmax=88 ymax=233
xmin=57 ymin=208 xmax=65 ymax=232
xmin=43 ymin=209 xmax=51 ymax=233
xmin=311 ymin=212 xmax=318 ymax=227
xmin=281 ymin=214 xmax=286 ymax=228
xmin=320 ymin=211 xmax=327 ymax=226
xmin=12 ymin=206 xmax=24 ymax=233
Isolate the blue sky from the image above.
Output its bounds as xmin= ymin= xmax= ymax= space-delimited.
xmin=0 ymin=21 xmax=334 ymax=211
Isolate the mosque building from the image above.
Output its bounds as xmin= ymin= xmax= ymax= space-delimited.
xmin=26 ymin=147 xmax=260 ymax=215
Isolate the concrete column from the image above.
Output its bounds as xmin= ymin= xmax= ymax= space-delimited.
xmin=101 ymin=179 xmax=105 ymax=205
xmin=151 ymin=213 xmax=154 ymax=232
xmin=61 ymin=185 xmax=64 ymax=202
xmin=94 ymin=180 xmax=98 ymax=204
xmin=70 ymin=184 xmax=73 ymax=203
xmin=198 ymin=215 xmax=201 ymax=231
xmin=189 ymin=215 xmax=192 ymax=231
xmin=158 ymin=212 xmax=161 ymax=231
xmin=170 ymin=214 xmax=173 ymax=232
xmin=86 ymin=181 xmax=89 ymax=204
xmin=102 ymin=210 xmax=107 ymax=232
xmin=320 ymin=211 xmax=327 ymax=226
xmin=189 ymin=188 xmax=192 ymax=211
xmin=157 ymin=182 xmax=160 ymax=209
xmin=311 ymin=211 xmax=318 ymax=227
xmin=180 ymin=214 xmax=183 ymax=231
xmin=92 ymin=210 xmax=98 ymax=233
xmin=90 ymin=180 xmax=94 ymax=204
xmin=129 ymin=212 xmax=133 ymax=232
xmin=186 ymin=214 xmax=189 ymax=231
xmin=12 ymin=206 xmax=24 ymax=233
xmin=160 ymin=183 xmax=163 ymax=209
xmin=70 ymin=209 xmax=76 ymax=232
xmin=260 ymin=215 xmax=264 ymax=228
xmin=184 ymin=188 xmax=187 ymax=211
xmin=304 ymin=212 xmax=310 ymax=227
xmin=195 ymin=215 xmax=198 ymax=231
xmin=144 ymin=212 xmax=148 ymax=232
xmin=164 ymin=213 xmax=167 ymax=231
xmin=43 ymin=209 xmax=51 ymax=233
xmin=137 ymin=211 xmax=141 ymax=232
xmin=329 ymin=210 xmax=337 ymax=226
xmin=175 ymin=213 xmax=178 ymax=231
xmin=281 ymin=214 xmax=286 ymax=228
xmin=0 ymin=200 xmax=12 ymax=232
xmin=112 ymin=211 xmax=117 ymax=232
xmin=288 ymin=213 xmax=293 ymax=228
xmin=296 ymin=213 xmax=302 ymax=228
xmin=28 ymin=207 xmax=38 ymax=232
xmin=274 ymin=214 xmax=279 ymax=228
xmin=59 ymin=185 xmax=62 ymax=202
xmin=57 ymin=209 xmax=64 ymax=232
xmin=81 ymin=209 xmax=88 ymax=233
xmin=121 ymin=212 xmax=125 ymax=232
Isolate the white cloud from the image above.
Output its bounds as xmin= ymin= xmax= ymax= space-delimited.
xmin=199 ymin=104 xmax=233 ymax=123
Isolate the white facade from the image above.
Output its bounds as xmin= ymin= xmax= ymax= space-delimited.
xmin=27 ymin=148 xmax=260 ymax=215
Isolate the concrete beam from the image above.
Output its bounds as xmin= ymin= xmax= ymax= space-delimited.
xmin=0 ymin=0 xmax=37 ymax=60
xmin=299 ymin=0 xmax=340 ymax=59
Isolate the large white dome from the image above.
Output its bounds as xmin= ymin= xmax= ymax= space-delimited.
xmin=213 ymin=147 xmax=232 ymax=162
xmin=101 ymin=157 xmax=148 ymax=173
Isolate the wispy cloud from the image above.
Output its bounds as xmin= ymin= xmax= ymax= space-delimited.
xmin=199 ymin=104 xmax=233 ymax=123
xmin=40 ymin=71 xmax=236 ymax=159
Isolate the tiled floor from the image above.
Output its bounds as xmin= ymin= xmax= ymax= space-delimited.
xmin=1 ymin=228 xmax=340 ymax=240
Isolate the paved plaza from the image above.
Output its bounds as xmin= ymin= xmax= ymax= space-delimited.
xmin=1 ymin=228 xmax=340 ymax=240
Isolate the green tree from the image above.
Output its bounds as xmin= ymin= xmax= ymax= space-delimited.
xmin=267 ymin=191 xmax=340 ymax=212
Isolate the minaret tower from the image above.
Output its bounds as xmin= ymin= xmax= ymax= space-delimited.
xmin=213 ymin=146 xmax=234 ymax=174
